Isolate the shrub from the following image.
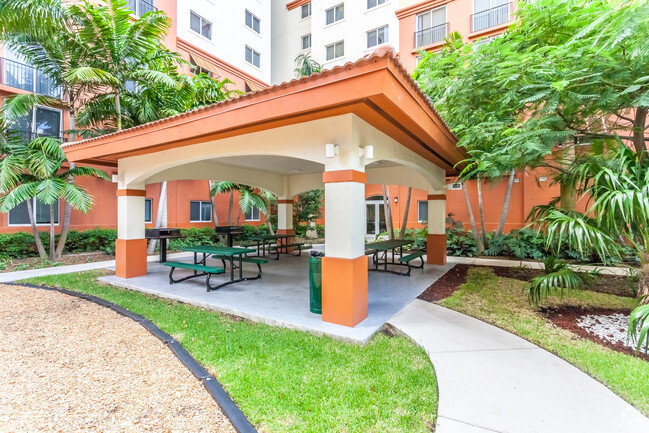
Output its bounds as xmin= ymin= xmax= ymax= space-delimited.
xmin=0 ymin=232 xmax=41 ymax=258
xmin=169 ymin=227 xmax=220 ymax=250
xmin=446 ymin=229 xmax=478 ymax=257
xmin=65 ymin=229 xmax=117 ymax=254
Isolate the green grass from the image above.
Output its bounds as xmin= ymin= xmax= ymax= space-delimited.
xmin=22 ymin=271 xmax=437 ymax=433
xmin=440 ymin=267 xmax=649 ymax=416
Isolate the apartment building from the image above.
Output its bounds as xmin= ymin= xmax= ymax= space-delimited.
xmin=271 ymin=0 xmax=400 ymax=84
xmin=2 ymin=0 xmax=553 ymax=238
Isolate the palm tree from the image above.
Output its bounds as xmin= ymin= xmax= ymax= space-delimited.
xmin=528 ymin=139 xmax=649 ymax=350
xmin=0 ymin=136 xmax=108 ymax=260
xmin=294 ymin=52 xmax=322 ymax=78
xmin=210 ymin=182 xmax=276 ymax=230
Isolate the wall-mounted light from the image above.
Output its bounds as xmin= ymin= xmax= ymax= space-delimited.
xmin=539 ymin=176 xmax=548 ymax=182
xmin=394 ymin=197 xmax=398 ymax=204
xmin=325 ymin=143 xmax=339 ymax=158
xmin=112 ymin=174 xmax=123 ymax=183
xmin=358 ymin=145 xmax=374 ymax=159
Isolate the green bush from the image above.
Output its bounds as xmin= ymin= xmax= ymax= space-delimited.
xmin=446 ymin=229 xmax=479 ymax=257
xmin=65 ymin=229 xmax=117 ymax=254
xmin=0 ymin=232 xmax=42 ymax=258
xmin=168 ymin=227 xmax=220 ymax=250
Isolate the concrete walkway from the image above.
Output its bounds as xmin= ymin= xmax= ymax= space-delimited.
xmin=448 ymin=255 xmax=631 ymax=276
xmin=389 ymin=300 xmax=649 ymax=433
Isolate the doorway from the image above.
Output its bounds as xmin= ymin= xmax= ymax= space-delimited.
xmin=365 ymin=196 xmax=387 ymax=236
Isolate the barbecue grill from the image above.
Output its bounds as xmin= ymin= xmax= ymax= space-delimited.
xmin=145 ymin=227 xmax=183 ymax=262
xmin=214 ymin=225 xmax=244 ymax=247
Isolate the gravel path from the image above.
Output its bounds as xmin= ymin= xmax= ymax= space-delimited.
xmin=0 ymin=284 xmax=236 ymax=433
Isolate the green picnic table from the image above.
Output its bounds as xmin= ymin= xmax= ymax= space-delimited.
xmin=163 ymin=245 xmax=267 ymax=291
xmin=248 ymin=234 xmax=306 ymax=259
xmin=365 ymin=239 xmax=425 ymax=276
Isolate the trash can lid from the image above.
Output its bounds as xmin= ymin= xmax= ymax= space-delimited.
xmin=310 ymin=250 xmax=325 ymax=257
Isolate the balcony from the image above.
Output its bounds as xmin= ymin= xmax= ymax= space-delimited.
xmin=471 ymin=3 xmax=512 ymax=33
xmin=127 ymin=0 xmax=157 ymax=16
xmin=0 ymin=58 xmax=61 ymax=98
xmin=414 ymin=22 xmax=449 ymax=48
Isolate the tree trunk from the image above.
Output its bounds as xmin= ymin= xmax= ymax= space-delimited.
xmin=463 ymin=182 xmax=483 ymax=252
xmin=639 ymin=253 xmax=649 ymax=302
xmin=399 ymin=187 xmax=412 ymax=240
xmin=26 ymin=200 xmax=47 ymax=259
xmin=476 ymin=175 xmax=488 ymax=249
xmin=495 ymin=169 xmax=515 ymax=237
xmin=633 ymin=107 xmax=648 ymax=165
xmin=115 ymin=89 xmax=122 ymax=131
xmin=147 ymin=181 xmax=167 ymax=255
xmin=228 ymin=190 xmax=233 ymax=226
xmin=560 ymin=145 xmax=576 ymax=211
xmin=208 ymin=180 xmax=219 ymax=227
xmin=381 ymin=184 xmax=394 ymax=239
xmin=49 ymin=204 xmax=55 ymax=261
xmin=55 ymin=163 xmax=75 ymax=261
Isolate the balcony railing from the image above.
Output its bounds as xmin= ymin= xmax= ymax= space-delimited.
xmin=127 ymin=0 xmax=157 ymax=16
xmin=471 ymin=3 xmax=512 ymax=33
xmin=0 ymin=58 xmax=61 ymax=98
xmin=414 ymin=22 xmax=449 ymax=48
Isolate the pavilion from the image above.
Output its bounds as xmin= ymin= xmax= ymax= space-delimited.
xmin=63 ymin=47 xmax=466 ymax=328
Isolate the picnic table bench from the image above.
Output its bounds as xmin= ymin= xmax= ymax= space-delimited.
xmin=365 ymin=239 xmax=424 ymax=276
xmin=164 ymin=245 xmax=264 ymax=291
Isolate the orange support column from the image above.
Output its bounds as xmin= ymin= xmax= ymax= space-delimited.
xmin=322 ymin=169 xmax=368 ymax=327
xmin=426 ymin=194 xmax=447 ymax=265
xmin=115 ymin=189 xmax=148 ymax=278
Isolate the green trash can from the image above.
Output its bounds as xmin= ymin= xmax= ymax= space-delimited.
xmin=309 ymin=251 xmax=324 ymax=314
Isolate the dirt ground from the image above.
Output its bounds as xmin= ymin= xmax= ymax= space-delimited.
xmin=0 ymin=284 xmax=236 ymax=433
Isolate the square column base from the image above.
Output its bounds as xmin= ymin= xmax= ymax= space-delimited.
xmin=427 ymin=234 xmax=447 ymax=265
xmin=322 ymin=256 xmax=368 ymax=327
xmin=115 ymin=238 xmax=148 ymax=278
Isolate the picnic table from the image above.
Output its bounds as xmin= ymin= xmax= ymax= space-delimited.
xmin=365 ymin=239 xmax=425 ymax=276
xmin=163 ymin=245 xmax=267 ymax=291
xmin=248 ymin=234 xmax=306 ymax=259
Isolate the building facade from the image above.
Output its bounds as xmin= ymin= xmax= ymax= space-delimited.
xmin=2 ymin=0 xmax=548 ymax=239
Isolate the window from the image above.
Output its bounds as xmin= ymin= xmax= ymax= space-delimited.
xmin=367 ymin=25 xmax=388 ymax=48
xmin=472 ymin=0 xmax=510 ymax=32
xmin=245 ymin=46 xmax=261 ymax=68
xmin=127 ymin=0 xmax=156 ymax=17
xmin=190 ymin=201 xmax=212 ymax=222
xmin=325 ymin=41 xmax=344 ymax=61
xmin=415 ymin=6 xmax=447 ymax=47
xmin=301 ymin=33 xmax=312 ymax=50
xmin=144 ymin=198 xmax=152 ymax=223
xmin=245 ymin=206 xmax=261 ymax=221
xmin=367 ymin=0 xmax=386 ymax=9
xmin=190 ymin=11 xmax=212 ymax=39
xmin=325 ymin=3 xmax=344 ymax=25
xmin=245 ymin=10 xmax=261 ymax=33
xmin=301 ymin=3 xmax=311 ymax=18
xmin=417 ymin=201 xmax=428 ymax=223
xmin=11 ymin=106 xmax=62 ymax=142
xmin=190 ymin=58 xmax=213 ymax=78
xmin=8 ymin=199 xmax=59 ymax=225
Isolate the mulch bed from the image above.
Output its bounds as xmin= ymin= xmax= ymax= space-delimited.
xmin=417 ymin=264 xmax=471 ymax=302
xmin=419 ymin=263 xmax=646 ymax=360
xmin=0 ymin=251 xmax=115 ymax=273
xmin=542 ymin=306 xmax=649 ymax=361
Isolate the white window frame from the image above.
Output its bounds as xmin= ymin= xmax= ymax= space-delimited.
xmin=325 ymin=40 xmax=345 ymax=61
xmin=417 ymin=200 xmax=428 ymax=223
xmin=190 ymin=11 xmax=212 ymax=40
xmin=325 ymin=3 xmax=344 ymax=26
xmin=13 ymin=105 xmax=63 ymax=140
xmin=245 ymin=46 xmax=261 ymax=68
xmin=8 ymin=198 xmax=60 ymax=226
xmin=301 ymin=33 xmax=312 ymax=50
xmin=301 ymin=3 xmax=311 ymax=19
xmin=189 ymin=200 xmax=212 ymax=223
xmin=367 ymin=25 xmax=389 ymax=48
xmin=245 ymin=206 xmax=261 ymax=222
xmin=144 ymin=198 xmax=153 ymax=223
xmin=367 ymin=0 xmax=387 ymax=10
xmin=245 ymin=9 xmax=261 ymax=34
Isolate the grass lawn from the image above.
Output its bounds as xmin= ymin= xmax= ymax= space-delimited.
xmin=439 ymin=267 xmax=649 ymax=416
xmin=23 ymin=271 xmax=437 ymax=433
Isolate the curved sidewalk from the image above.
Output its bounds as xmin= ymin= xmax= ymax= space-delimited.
xmin=389 ymin=300 xmax=649 ymax=433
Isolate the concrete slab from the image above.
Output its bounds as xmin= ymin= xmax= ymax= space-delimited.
xmin=101 ymin=254 xmax=452 ymax=343
xmin=448 ymin=256 xmax=630 ymax=276
xmin=389 ymin=300 xmax=649 ymax=433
